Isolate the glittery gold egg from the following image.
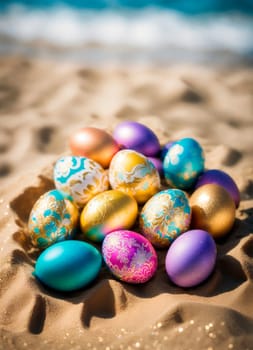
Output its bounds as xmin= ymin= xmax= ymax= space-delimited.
xmin=190 ymin=184 xmax=236 ymax=239
xmin=69 ymin=127 xmax=120 ymax=168
xmin=109 ymin=150 xmax=160 ymax=204
xmin=80 ymin=190 xmax=138 ymax=242
xmin=28 ymin=190 xmax=79 ymax=249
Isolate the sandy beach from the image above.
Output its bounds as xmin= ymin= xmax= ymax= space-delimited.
xmin=0 ymin=56 xmax=253 ymax=349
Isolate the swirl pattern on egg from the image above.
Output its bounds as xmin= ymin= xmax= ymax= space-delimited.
xmin=163 ymin=138 xmax=204 ymax=190
xmin=102 ymin=230 xmax=158 ymax=284
xmin=109 ymin=150 xmax=160 ymax=204
xmin=139 ymin=189 xmax=191 ymax=248
xmin=54 ymin=156 xmax=109 ymax=208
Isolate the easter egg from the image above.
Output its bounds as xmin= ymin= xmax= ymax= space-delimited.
xmin=195 ymin=169 xmax=240 ymax=208
xmin=80 ymin=190 xmax=138 ymax=242
xmin=33 ymin=240 xmax=102 ymax=291
xmin=163 ymin=138 xmax=205 ymax=190
xmin=28 ymin=190 xmax=79 ymax=249
xmin=109 ymin=150 xmax=160 ymax=204
xmin=102 ymin=230 xmax=158 ymax=283
xmin=113 ymin=121 xmax=160 ymax=157
xmin=148 ymin=157 xmax=163 ymax=177
xmin=139 ymin=189 xmax=191 ymax=248
xmin=190 ymin=184 xmax=236 ymax=239
xmin=69 ymin=127 xmax=120 ymax=168
xmin=165 ymin=229 xmax=216 ymax=287
xmin=54 ymin=156 xmax=109 ymax=208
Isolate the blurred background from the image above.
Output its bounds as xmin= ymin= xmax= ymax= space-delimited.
xmin=0 ymin=0 xmax=253 ymax=64
xmin=0 ymin=1 xmax=253 ymax=182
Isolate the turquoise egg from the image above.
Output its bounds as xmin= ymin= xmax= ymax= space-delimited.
xmin=33 ymin=240 xmax=102 ymax=292
xmin=28 ymin=189 xmax=79 ymax=249
xmin=163 ymin=138 xmax=204 ymax=190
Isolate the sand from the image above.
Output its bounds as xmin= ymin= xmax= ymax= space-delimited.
xmin=0 ymin=56 xmax=253 ymax=350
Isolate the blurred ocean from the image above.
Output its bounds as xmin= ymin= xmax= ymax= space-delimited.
xmin=0 ymin=0 xmax=253 ymax=64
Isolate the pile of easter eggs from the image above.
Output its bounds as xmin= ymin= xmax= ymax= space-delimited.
xmin=29 ymin=121 xmax=240 ymax=292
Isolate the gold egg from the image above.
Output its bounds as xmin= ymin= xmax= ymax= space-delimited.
xmin=109 ymin=149 xmax=160 ymax=204
xmin=80 ymin=190 xmax=138 ymax=242
xmin=69 ymin=127 xmax=120 ymax=168
xmin=190 ymin=184 xmax=236 ymax=239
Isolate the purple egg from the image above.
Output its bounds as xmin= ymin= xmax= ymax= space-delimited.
xmin=148 ymin=157 xmax=163 ymax=177
xmin=165 ymin=229 xmax=216 ymax=288
xmin=160 ymin=141 xmax=174 ymax=160
xmin=113 ymin=121 xmax=160 ymax=157
xmin=195 ymin=169 xmax=240 ymax=207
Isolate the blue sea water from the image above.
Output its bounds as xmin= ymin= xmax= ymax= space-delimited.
xmin=0 ymin=0 xmax=253 ymax=64
xmin=1 ymin=1 xmax=253 ymax=13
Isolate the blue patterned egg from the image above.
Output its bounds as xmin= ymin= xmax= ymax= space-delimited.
xmin=33 ymin=240 xmax=102 ymax=291
xmin=54 ymin=156 xmax=109 ymax=208
xmin=139 ymin=189 xmax=191 ymax=248
xmin=163 ymin=138 xmax=204 ymax=190
xmin=28 ymin=189 xmax=79 ymax=249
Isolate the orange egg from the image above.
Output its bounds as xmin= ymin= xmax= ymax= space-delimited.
xmin=69 ymin=127 xmax=120 ymax=168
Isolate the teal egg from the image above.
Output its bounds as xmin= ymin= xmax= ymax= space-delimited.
xmin=33 ymin=240 xmax=102 ymax=291
xmin=163 ymin=138 xmax=204 ymax=190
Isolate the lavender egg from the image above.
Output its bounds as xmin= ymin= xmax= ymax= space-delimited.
xmin=102 ymin=230 xmax=158 ymax=284
xmin=113 ymin=121 xmax=160 ymax=157
xmin=165 ymin=229 xmax=216 ymax=288
xmin=195 ymin=169 xmax=240 ymax=208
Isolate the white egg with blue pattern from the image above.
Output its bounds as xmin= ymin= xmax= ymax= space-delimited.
xmin=54 ymin=156 xmax=109 ymax=208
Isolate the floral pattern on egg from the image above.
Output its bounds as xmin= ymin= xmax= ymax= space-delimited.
xmin=28 ymin=189 xmax=79 ymax=249
xmin=102 ymin=230 xmax=158 ymax=284
xmin=139 ymin=189 xmax=191 ymax=248
xmin=54 ymin=156 xmax=109 ymax=208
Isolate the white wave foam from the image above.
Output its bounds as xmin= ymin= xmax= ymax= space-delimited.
xmin=0 ymin=5 xmax=252 ymax=54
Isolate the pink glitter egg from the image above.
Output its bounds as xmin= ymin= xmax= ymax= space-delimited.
xmin=102 ymin=230 xmax=158 ymax=284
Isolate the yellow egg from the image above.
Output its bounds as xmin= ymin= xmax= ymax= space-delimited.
xmin=190 ymin=184 xmax=236 ymax=239
xmin=80 ymin=190 xmax=138 ymax=242
xmin=109 ymin=150 xmax=160 ymax=204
